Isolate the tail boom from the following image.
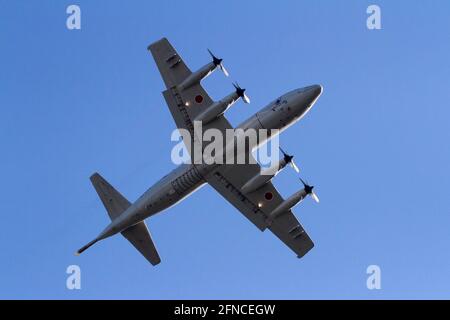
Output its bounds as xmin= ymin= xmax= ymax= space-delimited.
xmin=76 ymin=173 xmax=161 ymax=265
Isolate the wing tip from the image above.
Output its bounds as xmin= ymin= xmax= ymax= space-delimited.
xmin=150 ymin=258 xmax=162 ymax=266
xmin=147 ymin=37 xmax=168 ymax=52
xmin=90 ymin=172 xmax=100 ymax=180
xmin=296 ymin=242 xmax=315 ymax=259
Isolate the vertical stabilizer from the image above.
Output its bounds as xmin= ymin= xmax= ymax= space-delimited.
xmin=90 ymin=173 xmax=131 ymax=219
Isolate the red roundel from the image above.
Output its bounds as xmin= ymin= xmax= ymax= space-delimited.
xmin=195 ymin=95 xmax=204 ymax=104
xmin=265 ymin=192 xmax=273 ymax=201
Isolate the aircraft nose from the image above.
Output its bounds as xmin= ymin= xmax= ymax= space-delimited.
xmin=296 ymin=84 xmax=322 ymax=107
xmin=303 ymin=84 xmax=322 ymax=106
xmin=308 ymin=84 xmax=323 ymax=99
xmin=312 ymin=84 xmax=323 ymax=95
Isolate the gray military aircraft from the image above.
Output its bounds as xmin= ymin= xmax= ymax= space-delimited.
xmin=77 ymin=38 xmax=322 ymax=265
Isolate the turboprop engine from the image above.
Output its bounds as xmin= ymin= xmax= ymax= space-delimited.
xmin=194 ymin=83 xmax=250 ymax=124
xmin=178 ymin=49 xmax=229 ymax=90
xmin=241 ymin=147 xmax=300 ymax=194
xmin=265 ymin=178 xmax=319 ymax=225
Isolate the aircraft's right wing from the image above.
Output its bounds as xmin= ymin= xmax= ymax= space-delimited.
xmin=148 ymin=38 xmax=233 ymax=158
xmin=204 ymin=161 xmax=314 ymax=258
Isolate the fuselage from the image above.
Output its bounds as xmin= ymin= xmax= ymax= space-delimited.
xmin=99 ymin=85 xmax=322 ymax=239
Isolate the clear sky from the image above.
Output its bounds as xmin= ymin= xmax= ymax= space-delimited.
xmin=1 ymin=0 xmax=450 ymax=299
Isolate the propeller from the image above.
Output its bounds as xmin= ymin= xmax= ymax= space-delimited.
xmin=208 ymin=49 xmax=229 ymax=77
xmin=233 ymin=82 xmax=251 ymax=104
xmin=299 ymin=177 xmax=320 ymax=203
xmin=279 ymin=147 xmax=300 ymax=173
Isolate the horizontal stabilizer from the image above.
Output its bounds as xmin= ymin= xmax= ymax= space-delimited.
xmin=122 ymin=221 xmax=161 ymax=266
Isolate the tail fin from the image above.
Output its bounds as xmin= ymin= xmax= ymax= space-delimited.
xmin=90 ymin=173 xmax=131 ymax=219
xmin=79 ymin=173 xmax=161 ymax=265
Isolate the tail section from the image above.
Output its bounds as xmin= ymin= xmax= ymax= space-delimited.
xmin=77 ymin=173 xmax=161 ymax=265
xmin=122 ymin=222 xmax=161 ymax=266
xmin=76 ymin=239 xmax=99 ymax=255
xmin=90 ymin=173 xmax=131 ymax=219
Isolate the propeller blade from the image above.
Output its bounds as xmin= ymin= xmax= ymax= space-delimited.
xmin=207 ymin=48 xmax=216 ymax=59
xmin=242 ymin=92 xmax=250 ymax=104
xmin=219 ymin=63 xmax=229 ymax=77
xmin=233 ymin=82 xmax=250 ymax=103
xmin=299 ymin=177 xmax=307 ymax=187
xmin=311 ymin=191 xmax=320 ymax=203
xmin=208 ymin=49 xmax=229 ymax=76
xmin=290 ymin=159 xmax=300 ymax=173
xmin=279 ymin=146 xmax=287 ymax=156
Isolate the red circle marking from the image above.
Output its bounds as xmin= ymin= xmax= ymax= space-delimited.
xmin=265 ymin=192 xmax=273 ymax=201
xmin=195 ymin=95 xmax=204 ymax=104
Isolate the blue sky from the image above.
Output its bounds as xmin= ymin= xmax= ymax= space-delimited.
xmin=1 ymin=0 xmax=450 ymax=299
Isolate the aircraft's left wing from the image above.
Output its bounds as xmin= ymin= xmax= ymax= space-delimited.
xmin=204 ymin=161 xmax=314 ymax=258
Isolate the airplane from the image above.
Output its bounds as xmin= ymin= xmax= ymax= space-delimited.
xmin=77 ymin=38 xmax=323 ymax=265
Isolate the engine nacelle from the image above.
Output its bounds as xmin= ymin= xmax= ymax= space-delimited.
xmin=194 ymin=90 xmax=240 ymax=124
xmin=178 ymin=61 xmax=216 ymax=91
xmin=241 ymin=174 xmax=273 ymax=195
xmin=241 ymin=158 xmax=289 ymax=194
xmin=266 ymin=188 xmax=308 ymax=225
